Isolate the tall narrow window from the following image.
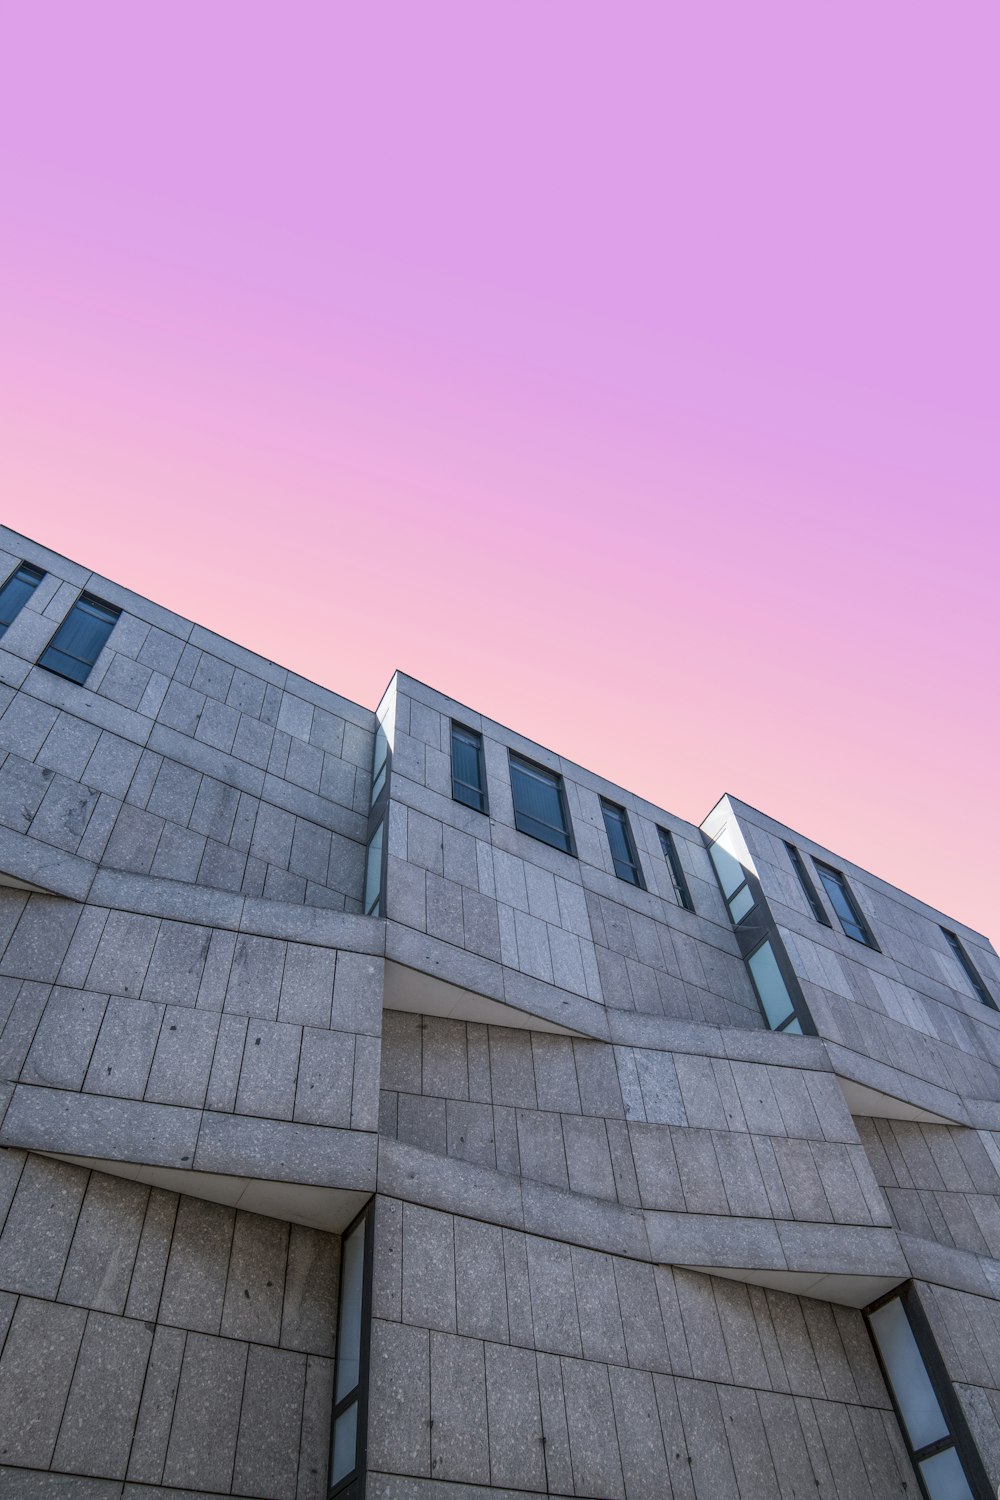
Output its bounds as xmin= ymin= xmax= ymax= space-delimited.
xmin=0 ymin=562 xmax=45 ymax=637
xmin=509 ymin=753 xmax=574 ymax=854
xmin=329 ymin=1203 xmax=373 ymax=1495
xmin=941 ymin=928 xmax=995 ymax=1009
xmin=39 ymin=594 xmax=120 ymax=684
xmin=363 ymin=820 xmax=384 ymax=917
xmin=601 ymin=799 xmax=643 ymax=887
xmin=867 ymin=1292 xmax=982 ymax=1500
xmin=784 ymin=842 xmax=831 ymax=925
xmin=370 ymin=722 xmax=388 ymax=804
xmin=746 ymin=939 xmax=803 ymax=1033
xmin=657 ymin=827 xmax=694 ymax=911
xmin=708 ymin=837 xmax=756 ymax=924
xmin=451 ymin=722 xmax=487 ymax=813
xmin=814 ymin=861 xmax=878 ymax=948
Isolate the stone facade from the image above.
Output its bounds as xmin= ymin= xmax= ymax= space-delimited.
xmin=0 ymin=525 xmax=997 ymax=1498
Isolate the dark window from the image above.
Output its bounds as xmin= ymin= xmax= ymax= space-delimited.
xmin=509 ymin=752 xmax=574 ymax=854
xmin=601 ymin=799 xmax=643 ymax=887
xmin=814 ymin=862 xmax=877 ymax=947
xmin=785 ymin=842 xmax=831 ymax=926
xmin=657 ymin=827 xmax=694 ymax=911
xmin=0 ymin=562 xmax=45 ymax=636
xmin=451 ymin=722 xmax=487 ymax=813
xmin=39 ymin=594 xmax=120 ymax=684
xmin=942 ymin=928 xmax=995 ymax=1009
xmin=328 ymin=1203 xmax=374 ymax=1496
xmin=708 ymin=837 xmax=756 ymax=925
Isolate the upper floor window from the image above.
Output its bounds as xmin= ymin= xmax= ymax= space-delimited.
xmin=509 ymin=752 xmax=574 ymax=854
xmin=657 ymin=827 xmax=694 ymax=911
xmin=451 ymin=722 xmax=487 ymax=813
xmin=746 ymin=939 xmax=804 ymax=1033
xmin=370 ymin=722 xmax=388 ymax=804
xmin=329 ymin=1203 xmax=373 ymax=1495
xmin=363 ymin=820 xmax=384 ymax=917
xmin=708 ymin=837 xmax=756 ymax=924
xmin=784 ymin=842 xmax=831 ymax=926
xmin=601 ymin=799 xmax=644 ymax=887
xmin=814 ymin=861 xmax=878 ymax=948
xmin=0 ymin=562 xmax=45 ymax=636
xmin=941 ymin=928 xmax=995 ymax=1009
xmin=39 ymin=594 xmax=120 ymax=685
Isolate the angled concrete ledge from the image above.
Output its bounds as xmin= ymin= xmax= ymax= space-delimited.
xmin=0 ymin=825 xmax=96 ymax=903
xmin=825 ymin=1041 xmax=969 ymax=1124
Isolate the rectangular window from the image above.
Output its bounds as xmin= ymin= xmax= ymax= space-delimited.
xmin=363 ymin=820 xmax=384 ymax=916
xmin=329 ymin=1203 xmax=373 ymax=1495
xmin=451 ymin=722 xmax=487 ymax=813
xmin=370 ymin=722 xmax=388 ymax=804
xmin=657 ymin=827 xmax=694 ymax=910
xmin=509 ymin=752 xmax=574 ymax=854
xmin=867 ymin=1293 xmax=979 ymax=1500
xmin=601 ymin=799 xmax=643 ymax=887
xmin=814 ymin=861 xmax=877 ymax=947
xmin=708 ymin=837 xmax=756 ymax=925
xmin=746 ymin=939 xmax=802 ymax=1032
xmin=39 ymin=594 xmax=120 ymax=684
xmin=941 ymin=928 xmax=995 ymax=1009
xmin=784 ymin=842 xmax=831 ymax=926
xmin=0 ymin=562 xmax=45 ymax=636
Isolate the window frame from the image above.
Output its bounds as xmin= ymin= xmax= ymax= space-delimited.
xmin=745 ymin=935 xmax=807 ymax=1034
xmin=813 ymin=860 xmax=879 ymax=949
xmin=370 ymin=721 xmax=389 ymax=806
xmin=450 ymin=721 xmax=488 ymax=815
xmin=941 ymin=928 xmax=996 ymax=1010
xmin=363 ymin=819 xmax=385 ymax=917
xmin=328 ymin=1200 xmax=375 ymax=1500
xmin=784 ymin=842 xmax=831 ymax=926
xmin=707 ymin=836 xmax=758 ymax=926
xmin=600 ymin=798 xmax=644 ymax=888
xmin=508 ymin=751 xmax=575 ymax=856
xmin=38 ymin=592 xmax=121 ymax=685
xmin=657 ymin=827 xmax=694 ymax=911
xmin=0 ymin=561 xmax=46 ymax=637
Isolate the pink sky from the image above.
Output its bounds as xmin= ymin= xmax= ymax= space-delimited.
xmin=1 ymin=4 xmax=997 ymax=943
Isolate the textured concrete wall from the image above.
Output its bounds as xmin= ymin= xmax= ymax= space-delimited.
xmin=0 ymin=1149 xmax=338 ymax=1498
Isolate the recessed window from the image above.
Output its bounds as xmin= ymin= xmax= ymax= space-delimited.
xmin=451 ymin=722 xmax=487 ymax=813
xmin=509 ymin=752 xmax=574 ymax=854
xmin=363 ymin=820 xmax=384 ymax=917
xmin=941 ymin=928 xmax=995 ymax=1009
xmin=601 ymin=799 xmax=643 ymax=887
xmin=0 ymin=562 xmax=45 ymax=637
xmin=708 ymin=837 xmax=756 ymax=925
xmin=814 ymin=861 xmax=878 ymax=948
xmin=784 ymin=842 xmax=831 ymax=926
xmin=370 ymin=722 xmax=388 ymax=804
xmin=746 ymin=939 xmax=802 ymax=1033
xmin=39 ymin=594 xmax=121 ymax=685
xmin=657 ymin=827 xmax=694 ymax=911
xmin=329 ymin=1204 xmax=373 ymax=1495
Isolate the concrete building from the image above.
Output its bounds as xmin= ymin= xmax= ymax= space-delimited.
xmin=0 ymin=523 xmax=998 ymax=1500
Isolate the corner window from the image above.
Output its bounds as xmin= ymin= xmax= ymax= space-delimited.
xmin=509 ymin=752 xmax=574 ymax=854
xmin=746 ymin=939 xmax=803 ymax=1033
xmin=39 ymin=594 xmax=120 ymax=685
xmin=329 ymin=1203 xmax=373 ymax=1496
xmin=814 ymin=862 xmax=878 ymax=948
xmin=451 ymin=722 xmax=487 ymax=813
xmin=941 ymin=928 xmax=995 ymax=1010
xmin=0 ymin=562 xmax=45 ymax=636
xmin=601 ymin=799 xmax=643 ymax=887
xmin=708 ymin=837 xmax=756 ymax=924
xmin=370 ymin=722 xmax=388 ymax=804
xmin=657 ymin=827 xmax=694 ymax=911
xmin=784 ymin=842 xmax=831 ymax=926
xmin=363 ymin=820 xmax=384 ymax=917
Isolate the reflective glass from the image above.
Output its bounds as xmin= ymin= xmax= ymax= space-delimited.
xmin=510 ymin=756 xmax=571 ymax=853
xmin=371 ymin=723 xmax=388 ymax=803
xmin=708 ymin=840 xmax=746 ymax=899
xmin=657 ymin=828 xmax=694 ymax=910
xmin=785 ymin=842 xmax=829 ymax=924
xmin=815 ymin=865 xmax=868 ymax=944
xmin=729 ymin=885 xmax=755 ymax=923
xmin=329 ymin=1399 xmax=358 ymax=1488
xmin=918 ymin=1446 xmax=975 ymax=1500
xmin=335 ymin=1217 xmax=366 ymax=1400
xmin=39 ymin=595 xmax=120 ymax=684
xmin=602 ymin=802 xmax=640 ymax=885
xmin=452 ymin=724 xmax=485 ymax=811
xmin=364 ymin=821 xmax=383 ymax=916
xmin=0 ymin=563 xmax=44 ymax=633
xmin=943 ymin=929 xmax=993 ymax=1007
xmin=746 ymin=941 xmax=796 ymax=1030
xmin=782 ymin=1016 xmax=804 ymax=1034
xmin=869 ymin=1298 xmax=949 ymax=1451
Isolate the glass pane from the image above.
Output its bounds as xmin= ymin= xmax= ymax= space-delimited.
xmin=41 ymin=597 xmax=119 ymax=678
xmin=919 ymin=1447 xmax=975 ymax=1500
xmin=452 ymin=729 xmax=481 ymax=791
xmin=371 ymin=724 xmax=388 ymax=803
xmin=817 ymin=867 xmax=867 ymax=942
xmin=782 ymin=1016 xmax=804 ymax=1034
xmin=729 ymin=885 xmax=755 ymax=923
xmin=364 ymin=821 xmax=383 ymax=916
xmin=510 ymin=758 xmax=570 ymax=848
xmin=371 ymin=762 xmax=387 ymax=802
xmin=512 ymin=810 xmax=571 ymax=853
xmin=335 ymin=1217 xmax=366 ymax=1401
xmin=453 ymin=780 xmax=483 ymax=812
xmin=329 ymin=1398 xmax=358 ymax=1488
xmin=746 ymin=941 xmax=796 ymax=1030
xmin=708 ymin=840 xmax=746 ymax=899
xmin=869 ymin=1298 xmax=949 ymax=1451
xmin=0 ymin=567 xmax=43 ymax=629
xmin=603 ymin=804 xmax=638 ymax=883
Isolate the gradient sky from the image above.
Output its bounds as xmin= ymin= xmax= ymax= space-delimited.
xmin=0 ymin=4 xmax=997 ymax=943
